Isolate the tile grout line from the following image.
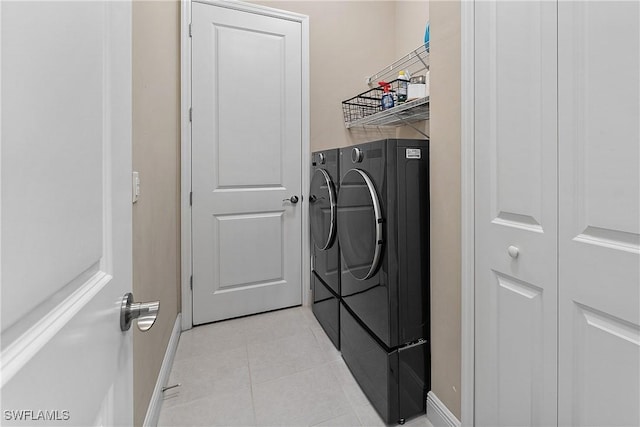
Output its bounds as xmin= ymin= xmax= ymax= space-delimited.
xmin=245 ymin=335 xmax=259 ymax=426
xmin=307 ymin=360 xmax=360 ymax=427
xmin=306 ymin=320 xmax=368 ymax=426
xmin=353 ymin=405 xmax=367 ymax=427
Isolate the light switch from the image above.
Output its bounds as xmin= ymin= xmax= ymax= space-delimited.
xmin=132 ymin=171 xmax=140 ymax=203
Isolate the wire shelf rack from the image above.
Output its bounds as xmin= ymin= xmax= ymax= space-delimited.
xmin=365 ymin=44 xmax=429 ymax=87
xmin=342 ymin=44 xmax=430 ymax=135
xmin=344 ymin=96 xmax=430 ymax=129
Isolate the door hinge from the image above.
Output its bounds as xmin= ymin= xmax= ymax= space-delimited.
xmin=189 ymin=191 xmax=193 ymax=206
xmin=190 ymin=275 xmax=193 ymax=290
xmin=189 ymin=23 xmax=192 ymax=37
xmin=189 ymin=107 xmax=192 ymax=122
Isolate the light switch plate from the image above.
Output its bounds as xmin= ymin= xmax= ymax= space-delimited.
xmin=132 ymin=171 xmax=140 ymax=203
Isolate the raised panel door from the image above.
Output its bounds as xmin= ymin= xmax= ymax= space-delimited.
xmin=558 ymin=2 xmax=640 ymax=425
xmin=191 ymin=2 xmax=303 ymax=324
xmin=474 ymin=2 xmax=558 ymax=425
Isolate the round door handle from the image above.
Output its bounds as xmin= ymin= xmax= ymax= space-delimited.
xmin=120 ymin=293 xmax=160 ymax=332
xmin=283 ymin=195 xmax=299 ymax=204
xmin=508 ymin=245 xmax=519 ymax=259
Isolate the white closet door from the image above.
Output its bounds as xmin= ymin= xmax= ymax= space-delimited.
xmin=558 ymin=2 xmax=640 ymax=426
xmin=474 ymin=2 xmax=558 ymax=426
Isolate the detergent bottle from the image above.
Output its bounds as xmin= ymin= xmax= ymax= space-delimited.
xmin=379 ymin=81 xmax=394 ymax=110
xmin=397 ymin=70 xmax=409 ymax=103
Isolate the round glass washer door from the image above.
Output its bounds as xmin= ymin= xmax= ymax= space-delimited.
xmin=337 ymin=168 xmax=383 ymax=280
xmin=309 ymin=169 xmax=337 ymax=250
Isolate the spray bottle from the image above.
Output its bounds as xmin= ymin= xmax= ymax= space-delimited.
xmin=379 ymin=81 xmax=394 ymax=110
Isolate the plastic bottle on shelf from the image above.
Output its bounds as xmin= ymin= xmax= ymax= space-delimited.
xmin=424 ymin=21 xmax=430 ymax=50
xmin=397 ymin=70 xmax=409 ymax=103
xmin=425 ymin=70 xmax=430 ymax=98
xmin=379 ymin=81 xmax=394 ymax=110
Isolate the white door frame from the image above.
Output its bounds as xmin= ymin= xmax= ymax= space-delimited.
xmin=460 ymin=1 xmax=475 ymax=425
xmin=180 ymin=0 xmax=310 ymax=331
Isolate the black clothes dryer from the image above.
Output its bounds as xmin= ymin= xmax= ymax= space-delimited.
xmin=309 ymin=149 xmax=340 ymax=349
xmin=337 ymin=139 xmax=430 ymax=424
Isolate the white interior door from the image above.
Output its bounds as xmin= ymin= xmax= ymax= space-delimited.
xmin=191 ymin=1 xmax=303 ymax=325
xmin=1 ymin=1 xmax=133 ymax=425
xmin=558 ymin=2 xmax=640 ymax=426
xmin=474 ymin=2 xmax=558 ymax=425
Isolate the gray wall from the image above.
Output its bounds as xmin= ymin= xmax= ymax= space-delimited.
xmin=251 ymin=0 xmax=399 ymax=149
xmin=132 ymin=1 xmax=181 ymax=426
xmin=428 ymin=0 xmax=462 ymax=418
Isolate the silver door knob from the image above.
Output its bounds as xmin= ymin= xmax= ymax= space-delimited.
xmin=283 ymin=195 xmax=299 ymax=204
xmin=508 ymin=245 xmax=519 ymax=259
xmin=120 ymin=293 xmax=160 ymax=332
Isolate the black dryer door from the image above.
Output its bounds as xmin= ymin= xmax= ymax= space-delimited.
xmin=309 ymin=169 xmax=337 ymax=251
xmin=337 ymin=168 xmax=383 ymax=281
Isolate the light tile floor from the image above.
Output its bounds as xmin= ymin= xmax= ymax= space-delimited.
xmin=158 ymin=306 xmax=433 ymax=427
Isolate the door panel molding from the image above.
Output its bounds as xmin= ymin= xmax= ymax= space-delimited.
xmin=492 ymin=212 xmax=543 ymax=233
xmin=496 ymin=271 xmax=542 ymax=300
xmin=0 ymin=271 xmax=112 ymax=387
xmin=212 ymin=22 xmax=286 ymax=189
xmin=495 ymin=272 xmax=545 ymax=426
xmin=574 ymin=226 xmax=640 ymax=254
xmin=577 ymin=303 xmax=640 ymax=347
xmin=1 ymin=280 xmax=130 ymax=424
xmin=214 ymin=211 xmax=285 ymax=291
xmin=566 ymin=302 xmax=640 ymax=426
xmin=486 ymin=0 xmax=546 ymax=234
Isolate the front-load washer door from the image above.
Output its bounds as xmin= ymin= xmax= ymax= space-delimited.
xmin=337 ymin=168 xmax=383 ymax=281
xmin=310 ymin=169 xmax=337 ymax=251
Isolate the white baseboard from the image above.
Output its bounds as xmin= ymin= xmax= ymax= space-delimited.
xmin=143 ymin=313 xmax=182 ymax=427
xmin=426 ymin=391 xmax=461 ymax=427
